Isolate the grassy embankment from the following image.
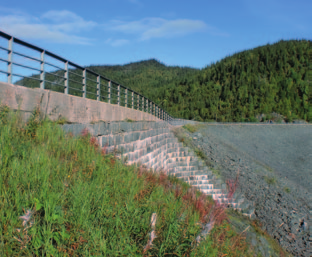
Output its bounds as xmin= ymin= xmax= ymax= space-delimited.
xmin=0 ymin=105 xmax=290 ymax=256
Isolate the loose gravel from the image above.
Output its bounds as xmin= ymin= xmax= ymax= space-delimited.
xmin=175 ymin=123 xmax=312 ymax=257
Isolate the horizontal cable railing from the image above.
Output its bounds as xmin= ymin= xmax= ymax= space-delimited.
xmin=0 ymin=30 xmax=173 ymax=121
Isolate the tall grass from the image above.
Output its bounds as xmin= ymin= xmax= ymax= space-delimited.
xmin=0 ymin=105 xmax=257 ymax=256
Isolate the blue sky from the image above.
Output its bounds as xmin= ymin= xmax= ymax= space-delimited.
xmin=0 ymin=0 xmax=311 ymax=70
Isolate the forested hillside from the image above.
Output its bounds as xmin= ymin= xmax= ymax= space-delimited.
xmin=87 ymin=59 xmax=200 ymax=98
xmin=87 ymin=40 xmax=311 ymax=122
xmin=17 ymin=40 xmax=311 ymax=122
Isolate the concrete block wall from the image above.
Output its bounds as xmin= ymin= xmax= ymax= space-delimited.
xmin=58 ymin=120 xmax=255 ymax=218
xmin=0 ymin=81 xmax=255 ymax=217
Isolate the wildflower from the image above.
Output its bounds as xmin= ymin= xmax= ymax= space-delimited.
xmin=81 ymin=128 xmax=89 ymax=137
xmin=195 ymin=219 xmax=215 ymax=245
xmin=143 ymin=213 xmax=157 ymax=254
xmin=14 ymin=208 xmax=35 ymax=249
xmin=19 ymin=209 xmax=34 ymax=228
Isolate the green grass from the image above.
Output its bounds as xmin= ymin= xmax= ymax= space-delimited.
xmin=182 ymin=124 xmax=201 ymax=133
xmin=55 ymin=117 xmax=68 ymax=125
xmin=124 ymin=118 xmax=135 ymax=122
xmin=0 ymin=105 xmax=260 ymax=256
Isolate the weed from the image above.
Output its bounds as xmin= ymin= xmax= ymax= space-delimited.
xmin=195 ymin=148 xmax=206 ymax=159
xmin=211 ymin=167 xmax=222 ymax=178
xmin=0 ymin=106 xmax=286 ymax=256
xmin=283 ymin=187 xmax=291 ymax=193
xmin=0 ymin=104 xmax=10 ymax=124
xmin=226 ymin=169 xmax=240 ymax=200
xmin=56 ymin=116 xmax=68 ymax=125
xmin=124 ymin=118 xmax=135 ymax=122
xmin=183 ymin=124 xmax=199 ymax=133
xmin=264 ymin=176 xmax=276 ymax=185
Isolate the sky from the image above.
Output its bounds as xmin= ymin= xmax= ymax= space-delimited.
xmin=0 ymin=0 xmax=311 ymax=70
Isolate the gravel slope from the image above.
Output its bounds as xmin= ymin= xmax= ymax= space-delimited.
xmin=199 ymin=124 xmax=312 ymax=195
xmin=176 ymin=123 xmax=312 ymax=257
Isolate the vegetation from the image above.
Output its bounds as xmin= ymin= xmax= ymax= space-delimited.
xmin=283 ymin=187 xmax=291 ymax=193
xmin=0 ymin=104 xmax=267 ymax=256
xmin=17 ymin=40 xmax=311 ymax=123
xmin=182 ymin=124 xmax=199 ymax=133
xmin=4 ymin=39 xmax=307 ymax=256
xmin=264 ymin=176 xmax=277 ymax=185
xmin=87 ymin=40 xmax=311 ymax=123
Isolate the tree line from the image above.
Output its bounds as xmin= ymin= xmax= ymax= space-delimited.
xmin=17 ymin=39 xmax=312 ymax=122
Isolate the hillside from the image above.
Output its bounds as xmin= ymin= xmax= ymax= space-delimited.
xmin=1 ymin=105 xmax=291 ymax=256
xmin=87 ymin=59 xmax=200 ymax=98
xmin=16 ymin=39 xmax=311 ymax=123
xmin=87 ymin=40 xmax=311 ymax=123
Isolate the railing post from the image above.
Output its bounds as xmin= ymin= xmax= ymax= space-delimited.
xmin=108 ymin=81 xmax=111 ymax=104
xmin=117 ymin=85 xmax=120 ymax=105
xmin=0 ymin=31 xmax=173 ymax=122
xmin=97 ymin=75 xmax=100 ymax=101
xmin=7 ymin=36 xmax=13 ymax=84
xmin=64 ymin=61 xmax=68 ymax=94
xmin=125 ymin=88 xmax=128 ymax=107
xmin=40 ymin=50 xmax=45 ymax=89
xmin=82 ymin=69 xmax=86 ymax=98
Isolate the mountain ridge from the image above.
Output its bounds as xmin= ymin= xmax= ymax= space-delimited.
xmin=86 ymin=39 xmax=311 ymax=123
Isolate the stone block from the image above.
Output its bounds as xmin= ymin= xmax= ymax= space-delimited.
xmin=95 ymin=121 xmax=110 ymax=135
xmin=110 ymin=123 xmax=120 ymax=134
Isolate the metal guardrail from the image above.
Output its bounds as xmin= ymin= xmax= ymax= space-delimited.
xmin=0 ymin=30 xmax=173 ymax=121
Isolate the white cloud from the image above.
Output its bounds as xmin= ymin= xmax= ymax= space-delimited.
xmin=105 ymin=38 xmax=129 ymax=47
xmin=103 ymin=17 xmax=225 ymax=41
xmin=0 ymin=10 xmax=97 ymax=45
xmin=41 ymin=10 xmax=97 ymax=33
xmin=141 ymin=19 xmax=207 ymax=40
xmin=41 ymin=10 xmax=84 ymax=22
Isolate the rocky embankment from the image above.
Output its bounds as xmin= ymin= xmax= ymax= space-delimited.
xmin=174 ymin=122 xmax=312 ymax=257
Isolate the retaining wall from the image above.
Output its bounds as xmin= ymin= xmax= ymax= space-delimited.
xmin=58 ymin=120 xmax=255 ymax=219
xmin=0 ymin=82 xmax=162 ymax=124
